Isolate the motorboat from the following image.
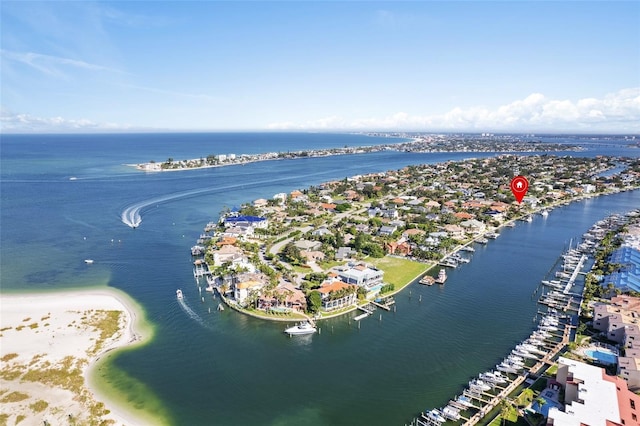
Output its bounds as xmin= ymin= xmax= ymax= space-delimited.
xmin=442 ymin=405 xmax=461 ymax=421
xmin=284 ymin=321 xmax=317 ymax=335
xmin=84 ymin=259 xmax=94 ymax=264
xmin=469 ymin=379 xmax=491 ymax=392
xmin=508 ymin=354 xmax=525 ymax=364
xmin=419 ymin=275 xmax=435 ymax=286
xmin=455 ymin=395 xmax=474 ymax=408
xmin=480 ymin=371 xmax=507 ymax=384
xmin=425 ymin=409 xmax=446 ymax=423
xmin=176 ymin=289 xmax=183 ymax=299
xmin=497 ymin=361 xmax=523 ymax=374
xmin=513 ymin=347 xmax=538 ymax=359
xmin=519 ymin=343 xmax=546 ymax=355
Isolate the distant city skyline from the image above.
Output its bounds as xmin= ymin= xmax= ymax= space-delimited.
xmin=1 ymin=1 xmax=639 ymax=133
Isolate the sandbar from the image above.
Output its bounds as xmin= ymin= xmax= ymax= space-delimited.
xmin=0 ymin=288 xmax=154 ymax=425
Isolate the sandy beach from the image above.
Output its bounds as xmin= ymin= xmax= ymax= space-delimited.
xmin=0 ymin=288 xmax=154 ymax=426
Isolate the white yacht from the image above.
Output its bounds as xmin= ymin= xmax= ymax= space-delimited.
xmin=284 ymin=321 xmax=317 ymax=335
xmin=442 ymin=405 xmax=461 ymax=421
xmin=456 ymin=395 xmax=474 ymax=408
xmin=176 ymin=289 xmax=183 ymax=299
xmin=425 ymin=409 xmax=446 ymax=423
xmin=480 ymin=371 xmax=507 ymax=384
xmin=84 ymin=259 xmax=94 ymax=264
xmin=435 ymin=268 xmax=447 ymax=284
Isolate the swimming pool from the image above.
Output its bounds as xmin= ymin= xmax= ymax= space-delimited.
xmin=585 ymin=348 xmax=618 ymax=365
xmin=530 ymin=397 xmax=563 ymax=417
xmin=368 ymin=284 xmax=383 ymax=293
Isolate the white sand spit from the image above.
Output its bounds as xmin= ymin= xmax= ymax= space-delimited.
xmin=0 ymin=288 xmax=151 ymax=426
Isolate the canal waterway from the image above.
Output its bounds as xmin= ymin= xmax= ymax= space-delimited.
xmin=1 ymin=133 xmax=639 ymax=425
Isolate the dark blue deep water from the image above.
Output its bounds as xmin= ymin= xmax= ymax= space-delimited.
xmin=1 ymin=132 xmax=639 ymax=425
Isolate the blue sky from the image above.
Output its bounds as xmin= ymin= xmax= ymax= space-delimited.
xmin=1 ymin=1 xmax=639 ymax=133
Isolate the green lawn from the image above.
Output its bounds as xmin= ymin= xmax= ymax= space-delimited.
xmin=369 ymin=256 xmax=431 ymax=289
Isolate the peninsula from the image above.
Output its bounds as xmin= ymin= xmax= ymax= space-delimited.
xmin=189 ymin=154 xmax=640 ymax=322
xmin=134 ymin=134 xmax=581 ymax=172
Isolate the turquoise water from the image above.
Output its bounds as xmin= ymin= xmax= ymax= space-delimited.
xmin=531 ymin=397 xmax=563 ymax=417
xmin=1 ymin=133 xmax=639 ymax=425
xmin=585 ymin=349 xmax=618 ymax=365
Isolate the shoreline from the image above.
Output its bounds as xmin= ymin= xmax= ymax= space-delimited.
xmin=212 ymin=186 xmax=639 ymax=324
xmin=0 ymin=286 xmax=162 ymax=426
xmin=130 ymin=136 xmax=582 ymax=174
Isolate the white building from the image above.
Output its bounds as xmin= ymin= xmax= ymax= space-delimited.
xmin=547 ymin=357 xmax=640 ymax=426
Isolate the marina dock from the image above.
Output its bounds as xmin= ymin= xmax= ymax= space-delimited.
xmin=412 ymin=239 xmax=587 ymax=426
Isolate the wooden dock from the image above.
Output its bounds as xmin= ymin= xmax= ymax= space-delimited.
xmin=460 ymin=323 xmax=570 ymax=426
xmin=371 ymin=300 xmax=392 ymax=311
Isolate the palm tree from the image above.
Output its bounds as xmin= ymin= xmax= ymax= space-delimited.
xmin=534 ymin=396 xmax=547 ymax=414
xmin=500 ymin=398 xmax=514 ymax=426
xmin=220 ymin=284 xmax=229 ymax=296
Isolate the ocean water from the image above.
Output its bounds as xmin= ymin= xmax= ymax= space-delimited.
xmin=1 ymin=133 xmax=639 ymax=425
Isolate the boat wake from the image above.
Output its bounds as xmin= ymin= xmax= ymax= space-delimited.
xmin=120 ymin=169 xmax=336 ymax=229
xmin=177 ymin=296 xmax=208 ymax=329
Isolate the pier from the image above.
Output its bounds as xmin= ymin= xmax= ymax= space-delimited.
xmin=562 ymin=254 xmax=587 ymax=294
xmin=461 ymin=323 xmax=570 ymax=426
xmin=412 ymin=318 xmax=573 ymax=426
xmin=354 ymin=304 xmax=374 ymax=321
xmin=371 ymin=299 xmax=394 ymax=311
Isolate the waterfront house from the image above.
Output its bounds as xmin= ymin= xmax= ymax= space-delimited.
xmin=547 ymin=357 xmax=640 ymax=425
xmin=318 ymin=280 xmax=357 ymax=312
xmin=222 ymin=226 xmax=253 ymax=239
xmin=253 ymin=198 xmax=269 ymax=208
xmin=443 ymin=224 xmax=465 ymax=240
xmin=460 ymin=219 xmax=486 ymax=235
xmin=272 ymin=193 xmax=287 ymax=205
xmin=290 ymin=190 xmax=308 ymax=203
xmin=484 ymin=210 xmax=505 ymax=222
xmin=593 ymin=295 xmax=640 ymax=390
xmin=337 ymin=263 xmax=383 ymax=290
xmin=223 ymin=215 xmax=268 ymax=230
xmin=234 ymin=277 xmax=266 ymax=306
xmin=212 ymin=245 xmax=245 ymax=266
xmin=257 ymin=283 xmax=307 ymax=312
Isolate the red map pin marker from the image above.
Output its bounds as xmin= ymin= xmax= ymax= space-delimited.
xmin=510 ymin=176 xmax=529 ymax=203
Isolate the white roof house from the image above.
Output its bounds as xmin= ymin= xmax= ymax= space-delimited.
xmin=548 ymin=357 xmax=621 ymax=426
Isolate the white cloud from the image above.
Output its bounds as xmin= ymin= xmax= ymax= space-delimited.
xmin=0 ymin=108 xmax=132 ymax=133
xmin=120 ymin=84 xmax=224 ymax=102
xmin=1 ymin=49 xmax=124 ymax=78
xmin=267 ymin=88 xmax=640 ymax=132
